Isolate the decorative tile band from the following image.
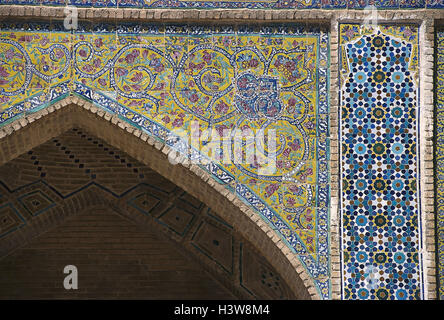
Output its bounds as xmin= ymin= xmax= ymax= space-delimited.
xmin=339 ymin=23 xmax=423 ymax=300
xmin=436 ymin=29 xmax=444 ymax=301
xmin=0 ymin=22 xmax=330 ymax=298
xmin=0 ymin=0 xmax=441 ymax=9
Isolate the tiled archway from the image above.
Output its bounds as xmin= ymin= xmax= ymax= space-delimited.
xmin=0 ymin=3 xmax=441 ymax=299
xmin=0 ymin=19 xmax=331 ymax=298
xmin=0 ymin=98 xmax=314 ymax=299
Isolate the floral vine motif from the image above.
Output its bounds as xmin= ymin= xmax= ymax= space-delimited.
xmin=71 ymin=40 xmax=317 ymax=191
xmin=0 ymin=36 xmax=317 ymax=194
xmin=0 ymin=39 xmax=70 ymax=96
xmin=0 ymin=25 xmax=330 ymax=298
xmin=73 ymin=41 xmax=174 ymax=112
xmin=235 ymin=72 xmax=283 ymax=119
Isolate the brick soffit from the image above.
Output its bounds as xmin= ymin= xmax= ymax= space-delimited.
xmin=0 ymin=94 xmax=319 ymax=299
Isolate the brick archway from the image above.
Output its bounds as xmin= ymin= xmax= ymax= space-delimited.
xmin=1 ymin=204 xmax=241 ymax=300
xmin=0 ymin=96 xmax=316 ymax=299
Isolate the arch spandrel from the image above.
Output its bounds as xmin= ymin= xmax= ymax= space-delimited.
xmin=0 ymin=120 xmax=312 ymax=299
xmin=0 ymin=0 xmax=441 ymax=301
xmin=0 ymin=20 xmax=330 ymax=299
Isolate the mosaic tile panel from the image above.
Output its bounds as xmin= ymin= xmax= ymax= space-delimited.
xmin=436 ymin=29 xmax=444 ymax=300
xmin=0 ymin=22 xmax=330 ymax=299
xmin=0 ymin=0 xmax=441 ymax=8
xmin=427 ymin=0 xmax=444 ymax=8
xmin=339 ymin=24 xmax=423 ymax=300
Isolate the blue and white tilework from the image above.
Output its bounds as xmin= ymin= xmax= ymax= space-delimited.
xmin=339 ymin=24 xmax=423 ymax=300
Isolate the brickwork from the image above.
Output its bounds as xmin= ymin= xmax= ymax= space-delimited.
xmin=0 ymin=6 xmax=443 ymax=23
xmin=419 ymin=18 xmax=436 ymax=301
xmin=0 ymin=208 xmax=236 ymax=299
xmin=0 ymin=5 xmax=442 ymax=299
xmin=0 ymin=112 xmax=307 ymax=299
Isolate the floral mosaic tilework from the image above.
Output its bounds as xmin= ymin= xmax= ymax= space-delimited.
xmin=0 ymin=0 xmax=441 ymax=8
xmin=0 ymin=22 xmax=330 ymax=299
xmin=340 ymin=24 xmax=423 ymax=300
xmin=435 ymin=29 xmax=444 ymax=300
xmin=0 ymin=21 xmax=70 ymax=123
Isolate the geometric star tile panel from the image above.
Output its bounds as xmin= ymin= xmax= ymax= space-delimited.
xmin=0 ymin=0 xmax=439 ymax=8
xmin=436 ymin=29 xmax=444 ymax=301
xmin=339 ymin=24 xmax=423 ymax=300
xmin=0 ymin=22 xmax=330 ymax=299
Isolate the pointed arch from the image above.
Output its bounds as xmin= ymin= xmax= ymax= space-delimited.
xmin=0 ymin=96 xmax=318 ymax=299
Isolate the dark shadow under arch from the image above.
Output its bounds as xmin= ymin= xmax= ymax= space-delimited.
xmin=0 ymin=96 xmax=318 ymax=299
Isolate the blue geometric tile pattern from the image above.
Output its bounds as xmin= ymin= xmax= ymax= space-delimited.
xmin=427 ymin=0 xmax=444 ymax=8
xmin=339 ymin=24 xmax=423 ymax=300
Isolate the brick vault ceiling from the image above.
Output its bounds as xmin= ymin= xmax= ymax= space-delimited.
xmin=0 ymin=127 xmax=302 ymax=299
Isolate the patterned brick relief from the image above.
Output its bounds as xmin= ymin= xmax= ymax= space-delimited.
xmin=191 ymin=217 xmax=234 ymax=274
xmin=436 ymin=29 xmax=444 ymax=301
xmin=0 ymin=128 xmax=301 ymax=299
xmin=0 ymin=204 xmax=25 ymax=238
xmin=0 ymin=208 xmax=238 ymax=300
xmin=240 ymin=242 xmax=295 ymax=299
xmin=339 ymin=24 xmax=423 ymax=300
xmin=0 ymin=22 xmax=330 ymax=298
